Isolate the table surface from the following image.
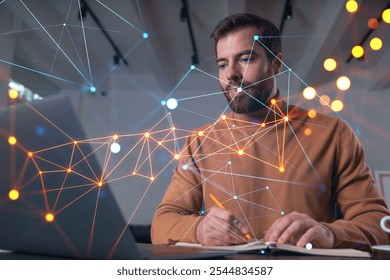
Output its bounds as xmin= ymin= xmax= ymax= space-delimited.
xmin=1 ymin=243 xmax=389 ymax=260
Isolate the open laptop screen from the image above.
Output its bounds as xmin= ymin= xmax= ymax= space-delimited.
xmin=0 ymin=94 xmax=140 ymax=259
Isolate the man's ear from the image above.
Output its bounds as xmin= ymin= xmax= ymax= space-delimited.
xmin=272 ymin=53 xmax=283 ymax=74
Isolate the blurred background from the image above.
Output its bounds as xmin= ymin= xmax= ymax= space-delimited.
xmin=1 ymin=0 xmax=389 ymax=225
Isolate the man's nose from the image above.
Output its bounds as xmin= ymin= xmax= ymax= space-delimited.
xmin=226 ymin=63 xmax=242 ymax=82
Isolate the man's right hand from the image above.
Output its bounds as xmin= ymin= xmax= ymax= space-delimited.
xmin=196 ymin=207 xmax=250 ymax=246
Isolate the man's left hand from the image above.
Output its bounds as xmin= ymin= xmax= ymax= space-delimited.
xmin=263 ymin=211 xmax=334 ymax=248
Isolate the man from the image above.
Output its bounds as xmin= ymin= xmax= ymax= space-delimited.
xmin=151 ymin=13 xmax=390 ymax=250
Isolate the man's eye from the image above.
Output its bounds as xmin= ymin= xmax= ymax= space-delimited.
xmin=241 ymin=57 xmax=250 ymax=63
xmin=218 ymin=63 xmax=227 ymax=70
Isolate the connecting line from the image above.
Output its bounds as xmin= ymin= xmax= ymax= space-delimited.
xmin=0 ymin=59 xmax=82 ymax=87
xmin=95 ymin=0 xmax=143 ymax=33
xmin=51 ymin=0 xmax=75 ymax=73
xmin=19 ymin=0 xmax=89 ymax=83
xmin=135 ymin=0 xmax=145 ymax=27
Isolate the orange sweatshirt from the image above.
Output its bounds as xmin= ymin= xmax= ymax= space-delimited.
xmin=151 ymin=98 xmax=390 ymax=250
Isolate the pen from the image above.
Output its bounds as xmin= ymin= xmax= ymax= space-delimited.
xmin=209 ymin=193 xmax=252 ymax=240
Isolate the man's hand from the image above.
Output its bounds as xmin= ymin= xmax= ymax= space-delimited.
xmin=264 ymin=211 xmax=334 ymax=248
xmin=196 ymin=207 xmax=250 ymax=246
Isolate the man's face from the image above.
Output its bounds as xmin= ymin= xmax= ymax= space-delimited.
xmin=216 ymin=26 xmax=280 ymax=114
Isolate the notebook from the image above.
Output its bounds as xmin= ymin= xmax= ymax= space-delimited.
xmin=0 ymin=93 xmax=230 ymax=260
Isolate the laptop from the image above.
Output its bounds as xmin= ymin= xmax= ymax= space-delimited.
xmin=0 ymin=93 xmax=231 ymax=260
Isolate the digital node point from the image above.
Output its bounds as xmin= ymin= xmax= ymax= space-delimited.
xmin=143 ymin=32 xmax=149 ymax=39
xmin=8 ymin=190 xmax=20 ymax=201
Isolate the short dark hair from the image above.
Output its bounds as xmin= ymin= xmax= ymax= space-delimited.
xmin=210 ymin=13 xmax=281 ymax=60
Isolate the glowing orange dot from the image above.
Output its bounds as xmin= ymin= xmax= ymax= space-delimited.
xmin=158 ymin=141 xmax=163 ymax=145
xmin=260 ymin=123 xmax=266 ymax=127
xmin=171 ymin=127 xmax=176 ymax=130
xmin=368 ymin=18 xmax=379 ymax=29
xmin=28 ymin=152 xmax=33 ymax=157
xmin=304 ymin=128 xmax=312 ymax=136
xmin=8 ymin=89 xmax=19 ymax=99
xmin=279 ymin=166 xmax=285 ymax=173
xmin=132 ymin=171 xmax=136 ymax=175
xmin=39 ymin=171 xmax=43 ymax=175
xmin=74 ymin=141 xmax=78 ymax=145
xmin=198 ymin=131 xmax=204 ymax=136
xmin=221 ymin=115 xmax=227 ymax=120
xmin=144 ymin=132 xmax=150 ymax=138
xmin=174 ymin=154 xmax=180 ymax=160
xmin=150 ymin=177 xmax=155 ymax=181
xmin=271 ymin=99 xmax=276 ymax=105
xmin=308 ymin=109 xmax=317 ymax=119
xmin=113 ymin=134 xmax=119 ymax=140
xmin=8 ymin=136 xmax=17 ymax=145
xmin=97 ymin=181 xmax=103 ymax=187
xmin=67 ymin=168 xmax=72 ymax=173
xmin=238 ymin=150 xmax=244 ymax=156
xmin=319 ymin=95 xmax=330 ymax=106
xmin=9 ymin=189 xmax=20 ymax=201
xmin=45 ymin=213 xmax=55 ymax=222
xmin=351 ymin=46 xmax=364 ymax=58
xmin=284 ymin=116 xmax=289 ymax=122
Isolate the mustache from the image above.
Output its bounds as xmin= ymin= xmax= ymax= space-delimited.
xmin=225 ymin=82 xmax=251 ymax=93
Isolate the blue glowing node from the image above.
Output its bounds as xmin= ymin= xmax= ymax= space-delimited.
xmin=182 ymin=164 xmax=188 ymax=170
xmin=90 ymin=86 xmax=96 ymax=93
xmin=254 ymin=35 xmax=259 ymax=40
xmin=166 ymin=98 xmax=178 ymax=110
xmin=35 ymin=126 xmax=45 ymax=135
xmin=190 ymin=65 xmax=195 ymax=70
xmin=161 ymin=100 xmax=167 ymax=106
xmin=143 ymin=33 xmax=149 ymax=39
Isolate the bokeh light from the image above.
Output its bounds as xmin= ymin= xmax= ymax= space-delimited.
xmin=8 ymin=88 xmax=19 ymax=99
xmin=368 ymin=18 xmax=379 ymax=29
xmin=331 ymin=100 xmax=344 ymax=112
xmin=383 ymin=9 xmax=390 ymax=23
xmin=336 ymin=76 xmax=351 ymax=91
xmin=351 ymin=45 xmax=364 ymax=58
xmin=370 ymin=37 xmax=382 ymax=51
xmin=323 ymin=58 xmax=337 ymax=71
xmin=308 ymin=109 xmax=317 ymax=119
xmin=303 ymin=87 xmax=317 ymax=100
xmin=345 ymin=0 xmax=358 ymax=13
xmin=319 ymin=95 xmax=330 ymax=106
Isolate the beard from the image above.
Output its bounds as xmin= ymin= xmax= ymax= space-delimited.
xmin=223 ymin=79 xmax=275 ymax=114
